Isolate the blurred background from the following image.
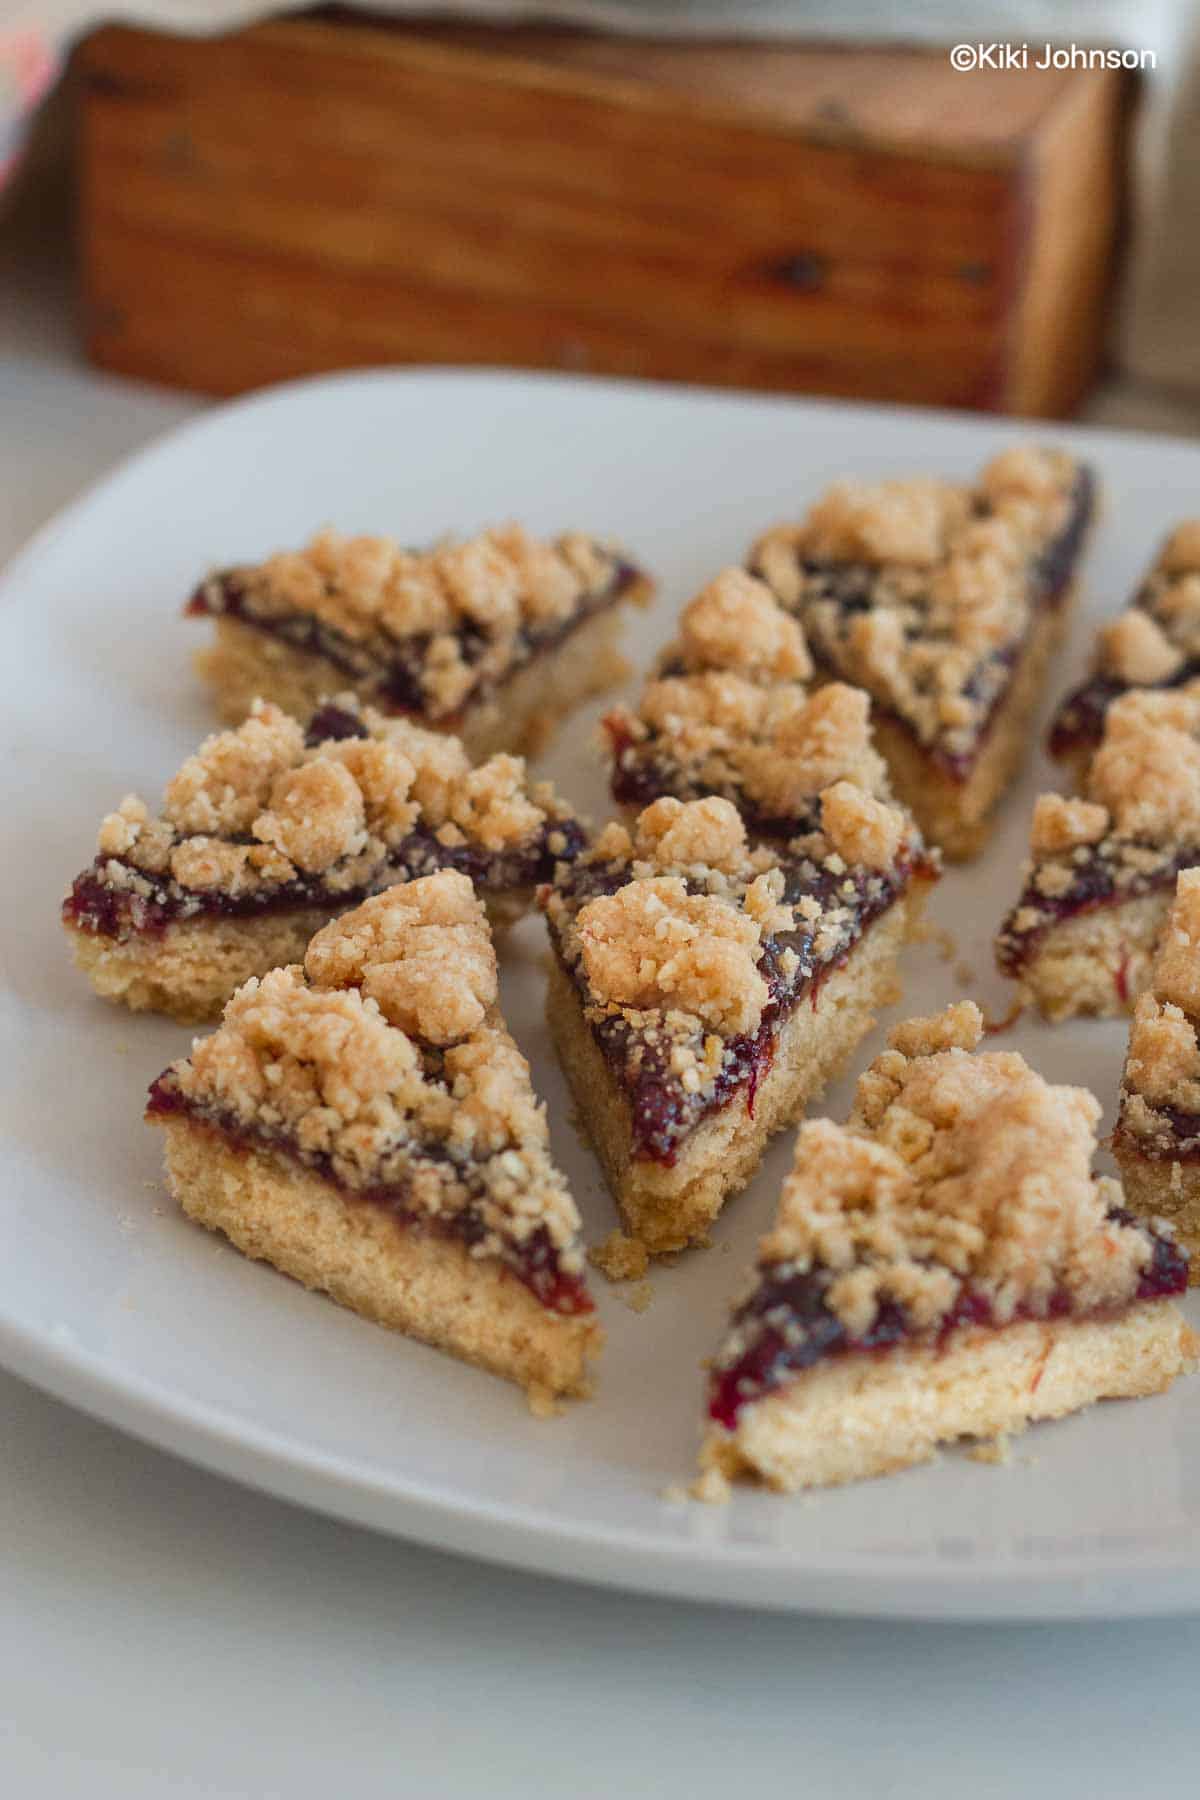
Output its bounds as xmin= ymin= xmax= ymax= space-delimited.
xmin=4 ymin=1 xmax=1200 ymax=430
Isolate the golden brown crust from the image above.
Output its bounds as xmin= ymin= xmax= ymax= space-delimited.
xmin=161 ymin=1118 xmax=601 ymax=1396
xmin=701 ymin=1306 xmax=1197 ymax=1491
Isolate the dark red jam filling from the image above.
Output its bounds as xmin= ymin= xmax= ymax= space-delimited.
xmin=549 ymin=851 xmax=930 ymax=1166
xmin=1048 ymin=657 xmax=1200 ymax=761
xmin=304 ymin=701 xmax=371 ymax=746
xmin=187 ymin=559 xmax=646 ymax=719
xmin=146 ymin=1073 xmax=593 ymax=1316
xmin=63 ymin=814 xmax=586 ymax=942
xmin=1115 ymin=1104 xmax=1200 ymax=1162
xmin=995 ymin=838 xmax=1192 ymax=977
xmin=707 ymin=1204 xmax=1188 ymax=1430
xmin=745 ymin=467 xmax=1094 ymax=784
xmin=607 ymin=707 xmax=835 ymax=836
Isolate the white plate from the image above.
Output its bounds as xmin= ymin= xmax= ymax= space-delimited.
xmin=4 ymin=367 xmax=1200 ymax=1622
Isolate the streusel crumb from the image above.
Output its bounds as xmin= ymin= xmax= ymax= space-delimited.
xmin=86 ymin=697 xmax=567 ymax=913
xmin=1161 ymin=521 xmax=1200 ymax=576
xmin=1087 ymin=692 xmax=1200 ymax=842
xmin=820 ymin=781 xmax=905 ymax=871
xmin=576 ymin=877 xmax=768 ymax=1035
xmin=676 ymin=568 xmax=812 ymax=682
xmin=226 ymin=524 xmax=618 ymax=641
xmin=589 ymin=1230 xmax=651 ymax=1282
xmin=1150 ymin=868 xmax=1200 ymax=1017
xmin=757 ymin=1004 xmax=1149 ymax=1338
xmin=795 ymin=476 xmax=971 ymax=567
xmin=633 ymin=795 xmax=748 ymax=874
xmin=1029 ymin=793 xmax=1109 ymax=856
xmin=304 ymin=870 xmax=497 ymax=1043
xmin=1098 ymin=610 xmax=1183 ymax=686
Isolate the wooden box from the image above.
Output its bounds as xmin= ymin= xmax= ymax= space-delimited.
xmin=78 ymin=17 xmax=1131 ymax=415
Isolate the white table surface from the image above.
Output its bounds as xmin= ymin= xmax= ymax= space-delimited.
xmin=6 ymin=174 xmax=1200 ymax=1799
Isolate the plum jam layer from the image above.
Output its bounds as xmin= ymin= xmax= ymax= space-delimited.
xmin=749 ymin=467 xmax=1094 ymax=784
xmin=606 ymin=711 xmax=835 ymax=832
xmin=64 ymin=813 xmax=584 ymax=943
xmin=996 ymin=840 xmax=1190 ymax=978
xmin=550 ymin=853 xmax=930 ymax=1167
xmin=1050 ymin=659 xmax=1200 ymax=762
xmin=146 ymin=1076 xmax=592 ymax=1317
xmin=708 ymin=1206 xmax=1187 ymax=1430
xmin=1114 ymin=1108 xmax=1200 ymax=1163
xmin=188 ymin=560 xmax=646 ymax=720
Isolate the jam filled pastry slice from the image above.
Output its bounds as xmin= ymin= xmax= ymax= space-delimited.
xmin=997 ymin=687 xmax=1200 ymax=1020
xmin=63 ymin=695 xmax=584 ymax=1023
xmin=187 ymin=522 xmax=654 ymax=758
xmin=701 ymin=1003 xmax=1195 ymax=1493
xmin=146 ymin=871 xmax=601 ymax=1399
xmin=1050 ymin=522 xmax=1200 ymax=782
xmin=1114 ymin=868 xmax=1200 ymax=1275
xmin=748 ymin=446 xmax=1095 ymax=860
xmin=541 ymin=793 xmax=935 ymax=1257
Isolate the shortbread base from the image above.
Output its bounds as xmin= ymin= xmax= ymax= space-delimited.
xmin=1010 ymin=890 xmax=1170 ymax=1022
xmin=155 ymin=1116 xmax=602 ymax=1397
xmin=700 ymin=1304 xmax=1197 ymax=1492
xmin=548 ymin=886 xmax=926 ymax=1257
xmin=196 ymin=601 xmax=638 ymax=760
xmin=64 ymin=888 xmax=529 ymax=1024
xmin=1112 ymin=1145 xmax=1200 ymax=1283
xmin=856 ymin=596 xmax=1072 ymax=863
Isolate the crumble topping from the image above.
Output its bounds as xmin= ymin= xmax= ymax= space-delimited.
xmin=1120 ymin=871 xmax=1200 ymax=1130
xmin=820 ymin=782 xmax=904 ymax=871
xmin=576 ymin=878 xmax=768 ymax=1034
xmin=155 ymin=872 xmax=584 ymax=1270
xmin=1097 ymin=610 xmax=1183 ymax=686
xmin=749 ymin=445 xmax=1084 ymax=763
xmin=197 ymin=524 xmax=640 ymax=719
xmin=1149 ymin=867 xmax=1200 ymax=1016
xmin=784 ymin=476 xmax=971 ymax=567
xmin=1028 ymin=793 xmax=1109 ymax=856
xmin=754 ymin=1003 xmax=1150 ymax=1340
xmin=304 ymin=867 xmax=498 ymax=1043
xmin=76 ymin=697 xmax=573 ymax=928
xmin=675 ymin=569 xmax=811 ymax=682
xmin=1160 ymin=521 xmax=1200 ymax=576
xmin=632 ymin=795 xmax=750 ymax=875
xmin=1087 ymin=691 xmax=1200 ymax=843
xmin=612 ymin=672 xmax=895 ymax=830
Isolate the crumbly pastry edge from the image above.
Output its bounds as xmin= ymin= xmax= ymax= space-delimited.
xmin=157 ymin=1117 xmax=602 ymax=1397
xmin=63 ymin=886 xmax=530 ymax=1024
xmin=196 ymin=591 xmax=642 ymax=760
xmin=699 ymin=1305 xmax=1197 ymax=1492
xmin=546 ymin=887 xmax=926 ymax=1256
